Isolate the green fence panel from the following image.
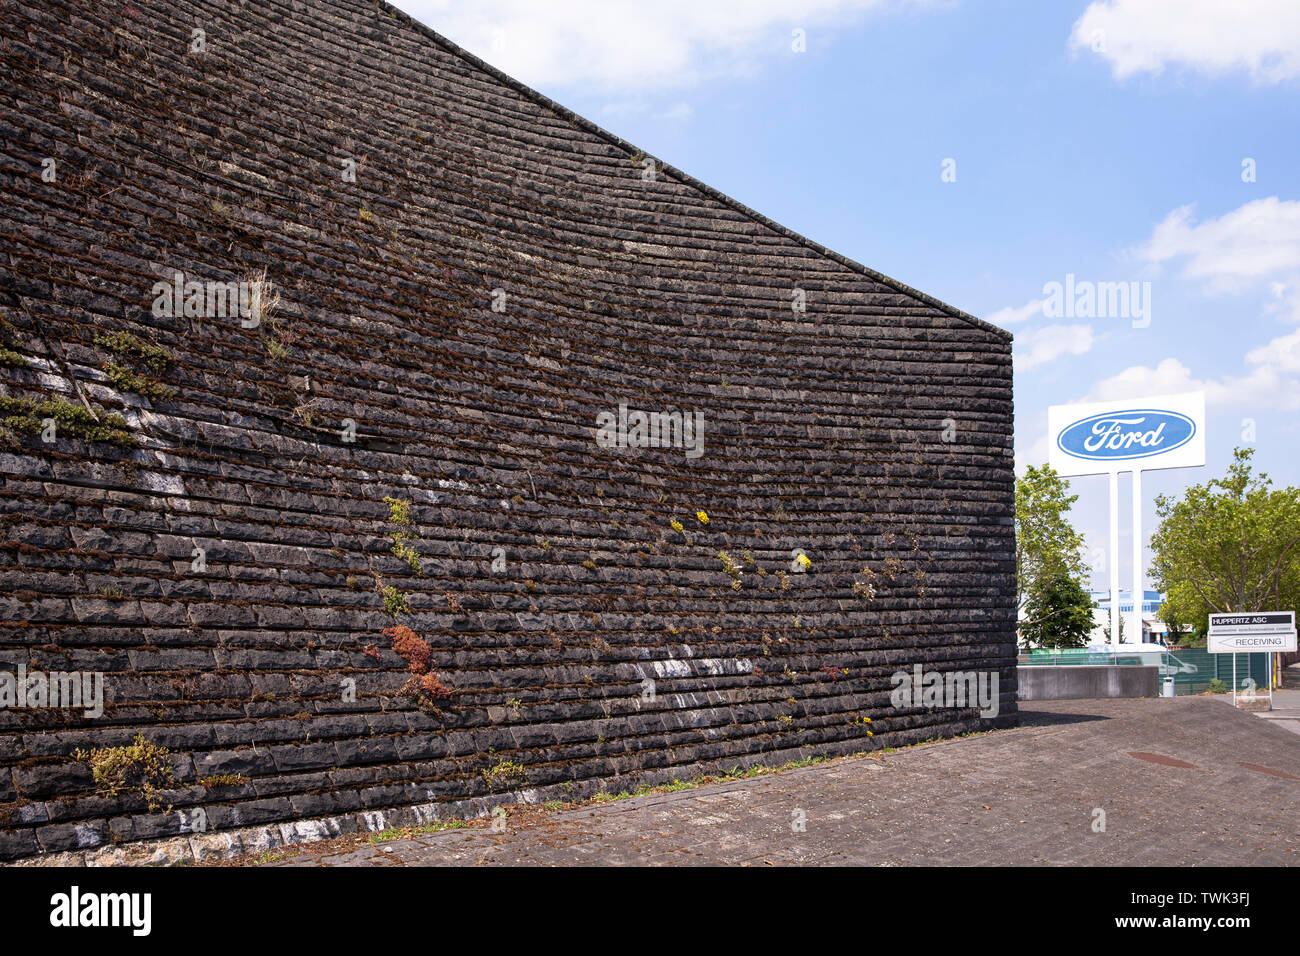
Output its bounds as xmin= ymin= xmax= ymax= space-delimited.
xmin=1020 ymin=647 xmax=1268 ymax=696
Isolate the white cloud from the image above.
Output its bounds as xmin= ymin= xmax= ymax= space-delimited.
xmin=1245 ymin=327 xmax=1300 ymax=374
xmin=1079 ymin=354 xmax=1300 ymax=412
xmin=1073 ymin=197 xmax=1300 ymax=413
xmin=1136 ymin=198 xmax=1300 ymax=293
xmin=987 ymin=297 xmax=1044 ymax=327
xmin=1081 ymin=357 xmax=1215 ymax=402
xmin=1014 ymin=323 xmax=1094 ymax=371
xmin=1069 ymin=0 xmax=1300 ymax=83
xmin=394 ymin=0 xmax=927 ymax=91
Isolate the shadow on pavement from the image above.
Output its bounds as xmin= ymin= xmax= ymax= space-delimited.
xmin=1014 ymin=707 xmax=1112 ymax=727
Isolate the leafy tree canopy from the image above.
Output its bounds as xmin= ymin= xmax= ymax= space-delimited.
xmin=1151 ymin=447 xmax=1300 ymax=635
xmin=1021 ymin=571 xmax=1096 ymax=648
xmin=1015 ymin=464 xmax=1088 ymax=611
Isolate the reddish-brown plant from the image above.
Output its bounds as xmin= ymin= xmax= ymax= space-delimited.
xmin=383 ymin=624 xmax=430 ymax=675
xmin=417 ymin=673 xmax=453 ymax=701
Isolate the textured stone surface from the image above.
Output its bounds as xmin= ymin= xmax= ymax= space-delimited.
xmin=248 ymin=697 xmax=1300 ymax=867
xmin=0 ymin=0 xmax=1015 ymax=861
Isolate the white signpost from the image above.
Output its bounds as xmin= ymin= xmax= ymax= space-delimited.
xmin=1208 ymin=612 xmax=1297 ymax=703
xmin=1047 ymin=392 xmax=1206 ymax=646
xmin=1207 ymin=612 xmax=1298 ymax=653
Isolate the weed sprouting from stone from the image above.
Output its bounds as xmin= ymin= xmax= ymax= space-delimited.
xmin=382 ymin=496 xmax=421 ymax=572
xmin=0 ymin=395 xmax=133 ymax=446
xmin=379 ymin=584 xmax=409 ymax=616
xmin=481 ymin=757 xmax=527 ymax=793
xmin=72 ymin=733 xmax=175 ymax=812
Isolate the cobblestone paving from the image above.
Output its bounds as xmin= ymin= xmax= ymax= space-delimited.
xmin=253 ymin=697 xmax=1300 ymax=866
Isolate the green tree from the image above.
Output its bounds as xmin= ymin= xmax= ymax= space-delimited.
xmin=1158 ymin=584 xmax=1200 ymax=646
xmin=1020 ymin=571 xmax=1096 ymax=648
xmin=1150 ymin=447 xmax=1300 ymax=635
xmin=1015 ymin=465 xmax=1088 ymax=612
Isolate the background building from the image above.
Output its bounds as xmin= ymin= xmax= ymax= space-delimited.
xmin=1087 ymin=589 xmax=1168 ymax=643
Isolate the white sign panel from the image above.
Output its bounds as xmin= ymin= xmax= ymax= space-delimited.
xmin=1207 ymin=611 xmax=1297 ymax=653
xmin=1047 ymin=391 xmax=1206 ymax=477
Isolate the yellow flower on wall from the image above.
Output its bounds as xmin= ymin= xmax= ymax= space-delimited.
xmin=796 ymin=553 xmax=812 ymax=570
xmin=670 ymin=519 xmax=684 ymax=533
xmin=695 ymin=511 xmax=709 ymax=525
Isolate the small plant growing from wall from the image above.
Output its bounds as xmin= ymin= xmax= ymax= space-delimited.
xmin=382 ymin=495 xmax=422 ymax=572
xmin=95 ymin=331 xmax=176 ymax=401
xmin=0 ymin=317 xmax=28 ymax=367
xmin=853 ymin=568 xmax=877 ymax=601
xmin=383 ymin=624 xmax=452 ymax=710
xmin=481 ymin=756 xmax=527 ymax=793
xmin=293 ymin=400 xmax=318 ymax=427
xmin=383 ymin=496 xmax=412 ymax=525
xmin=246 ymin=269 xmax=292 ymax=358
xmin=0 ymin=395 xmax=133 ymax=447
xmin=72 ymin=733 xmax=175 ymax=812
xmin=385 ymin=624 xmax=431 ymax=672
xmin=198 ymin=773 xmax=249 ymax=788
xmin=94 ymin=331 xmax=171 ymax=375
xmin=103 ymin=362 xmax=176 ymax=401
xmin=378 ymin=581 xmax=409 ymax=616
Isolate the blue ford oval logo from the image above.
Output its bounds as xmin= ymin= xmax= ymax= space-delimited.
xmin=1057 ymin=409 xmax=1196 ymax=461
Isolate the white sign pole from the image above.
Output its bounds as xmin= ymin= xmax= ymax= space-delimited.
xmin=1131 ymin=468 xmax=1143 ymax=644
xmin=1109 ymin=470 xmax=1120 ymax=646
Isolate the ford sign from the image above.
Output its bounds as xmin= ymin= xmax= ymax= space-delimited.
xmin=1049 ymin=391 xmax=1205 ymax=476
xmin=1056 ymin=409 xmax=1195 ymax=461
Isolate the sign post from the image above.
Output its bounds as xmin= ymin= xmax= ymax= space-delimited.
xmin=1108 ymin=470 xmax=1119 ymax=646
xmin=1048 ymin=392 xmax=1205 ymax=646
xmin=1208 ymin=612 xmax=1298 ymax=705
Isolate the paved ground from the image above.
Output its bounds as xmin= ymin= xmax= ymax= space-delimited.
xmin=1250 ymin=687 xmax=1300 ymax=735
xmin=1259 ymin=664 xmax=1300 ymax=735
xmin=243 ymin=696 xmax=1300 ymax=867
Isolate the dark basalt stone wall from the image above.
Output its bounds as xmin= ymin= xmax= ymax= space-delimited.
xmin=0 ymin=0 xmax=1016 ymax=860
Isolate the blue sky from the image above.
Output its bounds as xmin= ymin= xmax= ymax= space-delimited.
xmin=395 ymin=0 xmax=1300 ymax=591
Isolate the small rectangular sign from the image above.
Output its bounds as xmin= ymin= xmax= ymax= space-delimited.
xmin=1047 ymin=391 xmax=1206 ymax=477
xmin=1208 ymin=611 xmax=1297 ymax=652
xmin=1209 ymin=612 xmax=1294 ymax=630
xmin=1208 ymin=631 xmax=1297 ymax=653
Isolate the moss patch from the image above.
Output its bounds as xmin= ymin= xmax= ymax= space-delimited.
xmin=0 ymin=395 xmax=134 ymax=446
